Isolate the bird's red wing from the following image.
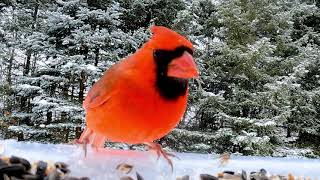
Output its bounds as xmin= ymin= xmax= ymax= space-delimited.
xmin=83 ymin=63 xmax=125 ymax=110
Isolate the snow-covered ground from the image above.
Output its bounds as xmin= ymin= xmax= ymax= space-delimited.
xmin=1 ymin=139 xmax=320 ymax=179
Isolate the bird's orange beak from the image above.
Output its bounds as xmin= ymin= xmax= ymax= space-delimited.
xmin=167 ymin=51 xmax=199 ymax=79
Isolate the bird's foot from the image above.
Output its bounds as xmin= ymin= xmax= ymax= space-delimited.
xmin=69 ymin=138 xmax=89 ymax=157
xmin=71 ymin=127 xmax=106 ymax=156
xmin=145 ymin=142 xmax=177 ymax=171
xmin=70 ymin=136 xmax=90 ymax=157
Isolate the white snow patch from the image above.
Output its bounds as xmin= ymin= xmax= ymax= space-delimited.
xmin=86 ymin=64 xmax=98 ymax=71
xmin=254 ymin=120 xmax=276 ymax=127
xmin=45 ymin=123 xmax=79 ymax=128
xmin=274 ymin=147 xmax=315 ymax=158
xmin=0 ymin=140 xmax=320 ymax=179
xmin=8 ymin=125 xmax=47 ymax=134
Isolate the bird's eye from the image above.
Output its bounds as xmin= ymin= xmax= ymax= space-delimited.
xmin=153 ymin=50 xmax=168 ymax=60
xmin=153 ymin=50 xmax=159 ymax=59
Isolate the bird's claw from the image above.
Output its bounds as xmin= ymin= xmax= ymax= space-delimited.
xmin=145 ymin=142 xmax=177 ymax=172
xmin=70 ymin=138 xmax=89 ymax=157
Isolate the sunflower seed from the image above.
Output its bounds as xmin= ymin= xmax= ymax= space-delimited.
xmin=55 ymin=162 xmax=68 ymax=169
xmin=223 ymin=171 xmax=235 ymax=175
xmin=200 ymin=174 xmax=219 ymax=180
xmin=136 ymin=172 xmax=144 ymax=180
xmin=0 ymin=164 xmax=26 ymax=176
xmin=120 ymin=176 xmax=134 ymax=180
xmin=241 ymin=170 xmax=248 ymax=180
xmin=22 ymin=174 xmax=40 ymax=180
xmin=9 ymin=156 xmax=31 ymax=171
xmin=116 ymin=163 xmax=133 ymax=174
xmin=176 ymin=175 xmax=190 ymax=180
xmin=36 ymin=161 xmax=48 ymax=178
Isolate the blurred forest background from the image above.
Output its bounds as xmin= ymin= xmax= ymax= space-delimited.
xmin=0 ymin=0 xmax=319 ymax=157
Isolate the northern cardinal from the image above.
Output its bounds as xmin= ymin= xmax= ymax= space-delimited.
xmin=77 ymin=26 xmax=198 ymax=167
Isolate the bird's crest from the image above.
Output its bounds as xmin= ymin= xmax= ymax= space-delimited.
xmin=149 ymin=26 xmax=193 ymax=51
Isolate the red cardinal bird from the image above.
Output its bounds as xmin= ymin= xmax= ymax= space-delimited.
xmin=77 ymin=26 xmax=198 ymax=167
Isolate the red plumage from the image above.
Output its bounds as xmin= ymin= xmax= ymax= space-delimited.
xmin=79 ymin=26 xmax=198 ymax=147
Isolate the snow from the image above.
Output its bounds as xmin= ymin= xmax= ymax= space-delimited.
xmin=45 ymin=123 xmax=79 ymax=128
xmin=14 ymin=84 xmax=42 ymax=96
xmin=8 ymin=125 xmax=47 ymax=135
xmin=274 ymin=147 xmax=314 ymax=158
xmin=86 ymin=64 xmax=98 ymax=71
xmin=1 ymin=140 xmax=320 ymax=179
xmin=254 ymin=120 xmax=276 ymax=127
xmin=202 ymin=90 xmax=219 ymax=97
xmin=37 ymin=99 xmax=53 ymax=106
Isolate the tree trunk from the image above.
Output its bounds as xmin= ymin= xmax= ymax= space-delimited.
xmin=64 ymin=127 xmax=69 ymax=143
xmin=79 ymin=71 xmax=87 ymax=103
xmin=17 ymin=132 xmax=24 ymax=141
xmin=7 ymin=49 xmax=14 ymax=85
xmin=31 ymin=0 xmax=39 ymax=29
xmin=75 ymin=126 xmax=82 ymax=139
xmin=94 ymin=48 xmax=99 ymax=66
xmin=286 ymin=125 xmax=291 ymax=138
xmin=20 ymin=97 xmax=27 ymax=111
xmin=62 ymin=81 xmax=69 ymax=98
xmin=46 ymin=111 xmax=52 ymax=124
xmin=50 ymin=84 xmax=56 ymax=96
xmin=71 ymin=75 xmax=75 ymax=100
xmin=27 ymin=98 xmax=31 ymax=112
xmin=61 ymin=111 xmax=68 ymax=122
xmin=24 ymin=1 xmax=38 ymax=76
xmin=71 ymin=85 xmax=74 ymax=100
xmin=24 ymin=51 xmax=31 ymax=75
xmin=31 ymin=53 xmax=37 ymax=76
xmin=6 ymin=6 xmax=16 ymax=86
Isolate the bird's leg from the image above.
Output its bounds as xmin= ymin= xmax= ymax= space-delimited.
xmin=72 ymin=127 xmax=94 ymax=157
xmin=90 ymin=133 xmax=106 ymax=151
xmin=144 ymin=142 xmax=178 ymax=171
xmin=72 ymin=127 xmax=106 ymax=155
